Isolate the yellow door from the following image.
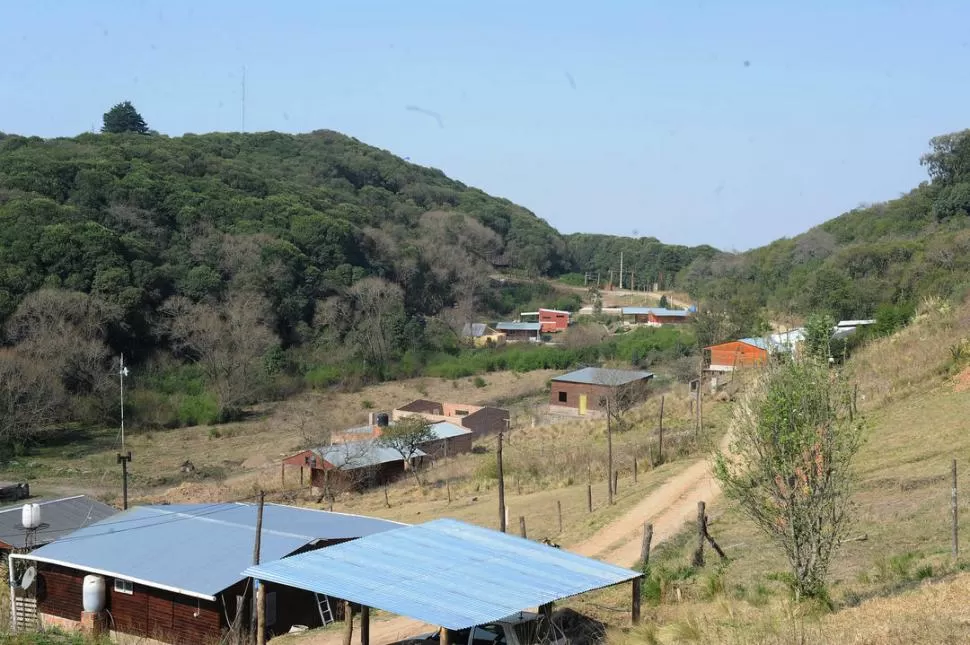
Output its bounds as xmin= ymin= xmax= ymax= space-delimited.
xmin=579 ymin=394 xmax=587 ymax=416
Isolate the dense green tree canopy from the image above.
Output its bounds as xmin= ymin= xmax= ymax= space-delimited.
xmin=679 ymin=129 xmax=970 ymax=320
xmin=101 ymin=101 xmax=150 ymax=134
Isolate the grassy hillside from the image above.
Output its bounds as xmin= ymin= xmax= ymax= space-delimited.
xmin=600 ymin=297 xmax=970 ymax=644
xmin=679 ymin=129 xmax=970 ymax=321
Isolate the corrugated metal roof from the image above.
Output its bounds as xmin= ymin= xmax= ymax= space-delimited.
xmin=429 ymin=421 xmax=472 ymax=440
xmin=244 ymin=518 xmax=640 ymax=630
xmin=552 ymin=367 xmax=654 ymax=386
xmin=320 ymin=441 xmax=428 ymax=470
xmin=539 ymin=308 xmax=571 ymax=315
xmin=462 ymin=323 xmax=488 ymax=337
xmin=621 ymin=307 xmax=690 ymax=317
xmin=21 ymin=503 xmax=400 ymax=600
xmin=0 ymin=495 xmax=117 ymax=549
xmin=496 ymin=322 xmax=542 ymax=331
xmin=739 ymin=338 xmax=771 ymax=351
xmin=838 ymin=319 xmax=876 ymax=327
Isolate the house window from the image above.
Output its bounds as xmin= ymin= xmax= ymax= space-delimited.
xmin=114 ymin=579 xmax=133 ymax=595
xmin=558 ymin=391 xmax=567 ymax=403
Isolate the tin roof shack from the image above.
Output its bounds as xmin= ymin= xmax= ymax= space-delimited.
xmin=282 ymin=441 xmax=429 ymax=493
xmin=496 ymin=322 xmax=542 ymax=343
xmin=622 ymin=307 xmax=691 ymax=326
xmin=392 ymin=400 xmax=511 ymax=437
xmin=549 ymin=367 xmax=654 ymax=417
xmin=8 ymin=503 xmax=399 ymax=643
xmin=245 ymin=518 xmax=644 ymax=640
xmin=705 ymin=339 xmax=769 ymax=372
xmin=0 ymin=495 xmax=117 ymax=554
xmin=461 ymin=323 xmax=507 ymax=347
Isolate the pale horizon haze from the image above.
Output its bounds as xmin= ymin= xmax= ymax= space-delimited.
xmin=2 ymin=1 xmax=969 ymax=250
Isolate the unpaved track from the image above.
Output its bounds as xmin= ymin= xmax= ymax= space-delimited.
xmin=294 ymin=439 xmax=727 ymax=644
xmin=572 ymin=450 xmax=721 ymax=567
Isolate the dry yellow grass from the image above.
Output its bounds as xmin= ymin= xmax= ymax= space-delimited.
xmin=604 ymin=298 xmax=970 ymax=644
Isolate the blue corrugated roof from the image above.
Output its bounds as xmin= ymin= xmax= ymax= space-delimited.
xmin=429 ymin=421 xmax=472 ymax=440
xmin=496 ymin=322 xmax=542 ymax=331
xmin=244 ymin=518 xmax=640 ymax=630
xmin=21 ymin=503 xmax=400 ymax=600
xmin=739 ymin=337 xmax=771 ymax=351
xmin=621 ymin=307 xmax=690 ymax=317
xmin=320 ymin=442 xmax=428 ymax=470
xmin=552 ymin=367 xmax=654 ymax=386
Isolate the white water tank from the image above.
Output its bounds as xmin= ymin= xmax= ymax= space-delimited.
xmin=82 ymin=575 xmax=106 ymax=613
xmin=21 ymin=503 xmax=41 ymax=529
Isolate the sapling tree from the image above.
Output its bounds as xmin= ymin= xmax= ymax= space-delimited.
xmin=713 ymin=358 xmax=864 ymax=599
xmin=378 ymin=416 xmax=435 ymax=485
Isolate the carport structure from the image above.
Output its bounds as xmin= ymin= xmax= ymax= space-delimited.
xmin=244 ymin=518 xmax=643 ymax=645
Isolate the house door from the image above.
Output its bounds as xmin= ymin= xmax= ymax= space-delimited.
xmin=579 ymin=394 xmax=587 ymax=416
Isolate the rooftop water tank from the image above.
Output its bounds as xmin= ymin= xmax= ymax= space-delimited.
xmin=21 ymin=503 xmax=41 ymax=530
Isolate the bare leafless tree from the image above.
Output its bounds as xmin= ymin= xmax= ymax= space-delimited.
xmin=0 ymin=348 xmax=63 ymax=448
xmin=163 ymin=292 xmax=276 ymax=418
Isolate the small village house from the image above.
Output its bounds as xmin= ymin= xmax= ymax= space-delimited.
xmin=282 ymin=441 xmax=429 ymax=492
xmin=705 ymin=338 xmax=771 ymax=371
xmin=330 ymin=415 xmax=474 ymax=460
xmin=460 ymin=323 xmax=506 ymax=347
xmin=621 ymin=307 xmax=692 ymax=325
xmin=705 ymin=331 xmax=804 ymax=372
xmin=8 ymin=503 xmax=399 ymax=643
xmin=549 ymin=367 xmax=654 ymax=416
xmin=0 ymin=495 xmax=116 ymax=554
xmin=391 ymin=400 xmax=511 ymax=437
xmin=519 ymin=308 xmax=570 ymax=332
xmin=496 ymin=321 xmax=542 ymax=342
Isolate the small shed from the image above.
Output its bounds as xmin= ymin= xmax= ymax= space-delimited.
xmin=496 ymin=322 xmax=542 ymax=343
xmin=0 ymin=495 xmax=117 ymax=553
xmin=621 ymin=307 xmax=691 ymax=325
xmin=244 ymin=518 xmax=644 ymax=641
xmin=283 ymin=442 xmax=429 ymax=492
xmin=8 ymin=503 xmax=400 ymax=643
xmin=461 ymin=323 xmax=506 ymax=347
xmin=392 ymin=400 xmax=510 ymax=438
xmin=705 ymin=338 xmax=770 ymax=371
xmin=549 ymin=367 xmax=654 ymax=415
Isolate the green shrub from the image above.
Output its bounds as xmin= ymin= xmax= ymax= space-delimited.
xmin=176 ymin=393 xmax=220 ymax=427
xmin=473 ymin=376 xmax=487 ymax=388
xmin=304 ymin=364 xmax=344 ymax=389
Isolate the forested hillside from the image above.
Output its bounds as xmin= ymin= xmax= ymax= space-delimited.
xmin=0 ymin=129 xmax=577 ymax=443
xmin=679 ymin=129 xmax=970 ymax=321
xmin=563 ymin=234 xmax=719 ymax=289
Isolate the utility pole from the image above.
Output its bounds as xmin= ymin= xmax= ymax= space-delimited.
xmin=252 ymin=491 xmax=265 ymax=645
xmin=607 ymin=400 xmax=614 ymax=506
xmin=117 ymin=452 xmax=131 ymax=510
xmin=497 ymin=432 xmax=506 ymax=532
xmin=117 ymin=355 xmax=132 ymax=510
xmin=619 ymin=252 xmax=624 ymax=290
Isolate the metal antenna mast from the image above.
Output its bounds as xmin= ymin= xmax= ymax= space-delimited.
xmin=119 ymin=354 xmax=129 ymax=452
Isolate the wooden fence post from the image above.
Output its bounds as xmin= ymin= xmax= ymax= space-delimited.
xmin=498 ymin=431 xmax=506 ymax=532
xmin=557 ymin=500 xmax=563 ymax=534
xmin=519 ymin=516 xmax=527 ymax=538
xmin=641 ymin=523 xmax=653 ymax=569
xmin=342 ymin=601 xmax=354 ymax=645
xmin=953 ymin=459 xmax=959 ymax=560
xmin=587 ymin=484 xmax=592 ymax=513
xmin=658 ymin=395 xmax=665 ymax=464
xmin=613 ymin=471 xmax=619 ymax=496
xmin=692 ymin=501 xmax=705 ymax=567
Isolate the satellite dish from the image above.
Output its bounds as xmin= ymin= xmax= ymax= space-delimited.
xmin=20 ymin=566 xmax=36 ymax=590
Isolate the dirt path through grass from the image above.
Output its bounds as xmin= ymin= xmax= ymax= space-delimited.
xmin=571 ymin=436 xmax=725 ymax=567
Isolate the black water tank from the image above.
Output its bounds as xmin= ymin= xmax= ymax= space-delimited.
xmin=376 ymin=412 xmax=389 ymax=427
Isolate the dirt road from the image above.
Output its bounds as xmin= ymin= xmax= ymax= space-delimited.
xmin=290 ymin=441 xmax=726 ymax=645
xmin=571 ymin=449 xmax=721 ymax=567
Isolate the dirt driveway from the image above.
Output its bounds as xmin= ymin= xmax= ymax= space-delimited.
xmin=287 ymin=439 xmax=727 ymax=645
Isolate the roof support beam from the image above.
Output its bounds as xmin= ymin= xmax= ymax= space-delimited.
xmin=631 ymin=578 xmax=641 ymax=625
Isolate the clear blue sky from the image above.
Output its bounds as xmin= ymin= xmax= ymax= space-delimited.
xmin=2 ymin=1 xmax=969 ymax=250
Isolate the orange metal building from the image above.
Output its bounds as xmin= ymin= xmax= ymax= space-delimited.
xmin=705 ymin=339 xmax=770 ymax=371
